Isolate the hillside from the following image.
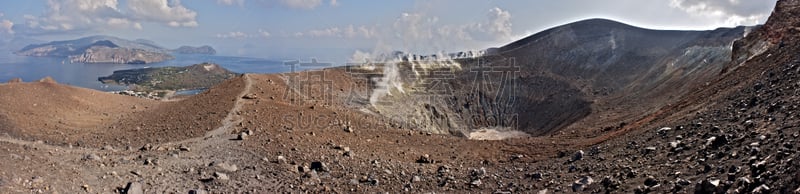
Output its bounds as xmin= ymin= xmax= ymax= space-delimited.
xmin=355 ymin=18 xmax=747 ymax=137
xmin=0 ymin=79 xmax=160 ymax=146
xmin=0 ymin=0 xmax=797 ymax=193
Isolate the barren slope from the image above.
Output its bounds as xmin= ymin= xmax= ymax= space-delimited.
xmin=355 ymin=18 xmax=748 ymax=138
xmin=0 ymin=80 xmax=159 ymax=145
xmin=0 ymin=75 xmax=245 ymax=148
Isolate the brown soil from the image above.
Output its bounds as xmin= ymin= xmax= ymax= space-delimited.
xmin=0 ymin=1 xmax=798 ymax=193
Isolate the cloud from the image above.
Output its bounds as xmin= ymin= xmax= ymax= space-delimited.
xmin=1 ymin=19 xmax=13 ymax=35
xmin=258 ymin=29 xmax=271 ymax=38
xmin=307 ymin=27 xmax=340 ymax=37
xmin=289 ymin=7 xmax=515 ymax=54
xmin=0 ymin=12 xmax=10 ymax=35
xmin=127 ymin=0 xmax=198 ymax=27
xmin=387 ymin=7 xmax=515 ymax=52
xmin=280 ymin=0 xmax=322 ymax=9
xmin=351 ymin=25 xmax=376 ymax=38
xmin=216 ymin=31 xmax=249 ymax=39
xmin=393 ymin=12 xmax=436 ymax=41
xmin=298 ymin=25 xmax=376 ymax=39
xmin=486 ymin=7 xmax=512 ymax=40
xmin=15 ymin=0 xmax=199 ymax=35
xmin=446 ymin=7 xmax=513 ymax=42
xmin=107 ymin=17 xmax=142 ymax=30
xmin=669 ymin=0 xmax=774 ymax=26
xmin=18 ymin=0 xmax=141 ymax=34
xmin=220 ymin=0 xmax=332 ymax=10
xmin=216 ymin=29 xmax=271 ymax=39
xmin=217 ymin=0 xmax=245 ymax=6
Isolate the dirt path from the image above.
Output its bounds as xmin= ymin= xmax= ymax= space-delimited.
xmin=0 ymin=133 xmax=102 ymax=155
xmin=203 ymin=74 xmax=252 ymax=138
xmin=0 ymin=74 xmax=254 ymax=152
xmin=0 ymin=74 xmax=269 ymax=193
xmin=162 ymin=73 xmax=253 ymax=148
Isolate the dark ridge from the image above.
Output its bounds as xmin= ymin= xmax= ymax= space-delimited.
xmin=88 ymin=40 xmax=119 ymax=48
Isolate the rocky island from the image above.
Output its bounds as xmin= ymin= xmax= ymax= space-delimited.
xmin=172 ymin=45 xmax=217 ymax=55
xmin=99 ymin=63 xmax=239 ymax=92
xmin=67 ymin=40 xmax=174 ymax=64
xmin=15 ymin=35 xmax=215 ymax=64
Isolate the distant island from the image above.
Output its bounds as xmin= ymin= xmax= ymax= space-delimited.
xmin=98 ymin=63 xmax=239 ymax=92
xmin=15 ymin=35 xmax=216 ymax=64
xmin=172 ymin=45 xmax=216 ymax=55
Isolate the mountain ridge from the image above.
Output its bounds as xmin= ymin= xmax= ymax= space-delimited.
xmin=14 ymin=35 xmax=216 ymax=64
xmin=359 ymin=17 xmax=749 ymax=136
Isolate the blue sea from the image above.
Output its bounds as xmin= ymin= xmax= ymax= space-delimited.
xmin=0 ymin=49 xmax=311 ymax=91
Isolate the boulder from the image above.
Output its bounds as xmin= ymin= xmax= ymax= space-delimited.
xmin=213 ymin=172 xmax=229 ymax=181
xmin=123 ymin=182 xmax=143 ymax=194
xmin=695 ymin=178 xmax=723 ymax=193
xmin=276 ymin=156 xmax=287 ymax=164
xmin=211 ymin=161 xmax=239 ymax=172
xmin=237 ymin=132 xmax=248 ymax=140
xmin=572 ymin=150 xmax=585 ymax=161
xmin=83 ymin=154 xmax=101 ymax=161
xmin=572 ymin=176 xmax=593 ymax=192
xmin=310 ymin=161 xmax=329 ymax=172
xmin=416 ymin=154 xmax=436 ymax=163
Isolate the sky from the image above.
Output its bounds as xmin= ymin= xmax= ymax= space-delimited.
xmin=0 ymin=0 xmax=778 ymax=62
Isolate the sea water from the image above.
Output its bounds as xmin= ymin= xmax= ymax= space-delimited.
xmin=0 ymin=49 xmax=308 ymax=92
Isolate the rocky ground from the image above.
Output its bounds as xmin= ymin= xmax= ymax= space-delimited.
xmin=0 ymin=0 xmax=799 ymax=193
xmin=0 ymin=73 xmax=546 ymax=193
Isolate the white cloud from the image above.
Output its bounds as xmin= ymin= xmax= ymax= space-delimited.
xmin=298 ymin=25 xmax=376 ymax=39
xmin=217 ymin=29 xmax=272 ymax=39
xmin=436 ymin=25 xmax=472 ymax=41
xmin=216 ymin=31 xmax=249 ymax=39
xmin=669 ymin=0 xmax=773 ymax=26
xmin=280 ymin=0 xmax=322 ymax=9
xmin=127 ymin=0 xmax=199 ymax=27
xmin=19 ymin=0 xmax=139 ymax=34
xmin=288 ymin=7 xmax=514 ymax=54
xmin=217 ymin=0 xmax=245 ymax=6
xmin=107 ymin=18 xmax=143 ymax=30
xmin=0 ymin=12 xmax=10 ymax=35
xmin=346 ymin=25 xmax=376 ymax=38
xmin=393 ymin=12 xmax=436 ymax=41
xmin=258 ymin=29 xmax=271 ymax=38
xmin=1 ymin=19 xmax=13 ymax=35
xmin=388 ymin=7 xmax=515 ymax=52
xmin=218 ymin=0 xmax=335 ymax=10
xmin=442 ymin=7 xmax=513 ymax=42
xmin=16 ymin=0 xmax=197 ymax=35
xmin=486 ymin=7 xmax=512 ymax=40
xmin=308 ymin=27 xmax=340 ymax=37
